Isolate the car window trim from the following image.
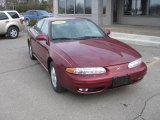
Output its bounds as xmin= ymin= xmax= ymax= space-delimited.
xmin=34 ymin=20 xmax=44 ymax=34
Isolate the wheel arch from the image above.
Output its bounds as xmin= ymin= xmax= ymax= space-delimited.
xmin=47 ymin=57 xmax=53 ymax=73
xmin=7 ymin=25 xmax=19 ymax=32
xmin=27 ymin=38 xmax=30 ymax=47
xmin=25 ymin=17 xmax=30 ymax=21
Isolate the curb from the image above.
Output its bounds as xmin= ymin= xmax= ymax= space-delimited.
xmin=110 ymin=32 xmax=160 ymax=47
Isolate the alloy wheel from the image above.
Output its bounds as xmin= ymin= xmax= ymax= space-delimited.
xmin=10 ymin=29 xmax=18 ymax=38
xmin=51 ymin=66 xmax=57 ymax=88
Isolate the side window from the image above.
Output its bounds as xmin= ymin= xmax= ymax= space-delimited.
xmin=41 ymin=21 xmax=48 ymax=35
xmin=0 ymin=12 xmax=9 ymax=20
xmin=26 ymin=11 xmax=30 ymax=15
xmin=33 ymin=11 xmax=38 ymax=16
xmin=7 ymin=12 xmax=20 ymax=19
xmin=34 ymin=20 xmax=44 ymax=34
xmin=30 ymin=11 xmax=34 ymax=15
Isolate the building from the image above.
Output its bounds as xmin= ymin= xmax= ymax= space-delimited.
xmin=53 ymin=0 xmax=160 ymax=27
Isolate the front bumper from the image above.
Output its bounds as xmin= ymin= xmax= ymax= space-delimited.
xmin=62 ymin=62 xmax=147 ymax=94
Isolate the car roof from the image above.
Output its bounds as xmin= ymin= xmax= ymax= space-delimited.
xmin=0 ymin=10 xmax=19 ymax=12
xmin=27 ymin=10 xmax=47 ymax=12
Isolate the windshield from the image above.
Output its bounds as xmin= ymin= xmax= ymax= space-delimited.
xmin=51 ymin=19 xmax=105 ymax=41
xmin=40 ymin=10 xmax=49 ymax=15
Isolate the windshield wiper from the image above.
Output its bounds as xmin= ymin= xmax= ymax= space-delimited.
xmin=75 ymin=36 xmax=104 ymax=40
xmin=52 ymin=36 xmax=104 ymax=41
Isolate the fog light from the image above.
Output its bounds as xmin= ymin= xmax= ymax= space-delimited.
xmin=79 ymin=88 xmax=89 ymax=92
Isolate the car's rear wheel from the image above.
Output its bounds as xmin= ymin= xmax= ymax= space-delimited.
xmin=7 ymin=27 xmax=19 ymax=39
xmin=29 ymin=44 xmax=36 ymax=60
xmin=50 ymin=62 xmax=64 ymax=93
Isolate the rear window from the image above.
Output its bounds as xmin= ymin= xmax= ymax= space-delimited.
xmin=0 ymin=12 xmax=8 ymax=20
xmin=7 ymin=12 xmax=20 ymax=19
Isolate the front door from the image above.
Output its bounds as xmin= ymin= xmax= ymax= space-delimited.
xmin=36 ymin=20 xmax=49 ymax=68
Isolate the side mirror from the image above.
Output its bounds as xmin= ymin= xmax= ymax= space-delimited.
xmin=105 ymin=29 xmax=111 ymax=36
xmin=36 ymin=34 xmax=47 ymax=41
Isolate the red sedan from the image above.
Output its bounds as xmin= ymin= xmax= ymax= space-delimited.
xmin=27 ymin=17 xmax=147 ymax=94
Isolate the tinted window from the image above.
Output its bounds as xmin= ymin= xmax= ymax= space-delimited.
xmin=124 ymin=0 xmax=147 ymax=15
xmin=41 ymin=21 xmax=48 ymax=35
xmin=149 ymin=0 xmax=160 ymax=17
xmin=58 ymin=0 xmax=92 ymax=14
xmin=27 ymin=11 xmax=37 ymax=16
xmin=76 ymin=0 xmax=84 ymax=14
xmin=59 ymin=0 xmax=66 ymax=14
xmin=0 ymin=12 xmax=8 ymax=20
xmin=31 ymin=11 xmax=38 ymax=16
xmin=7 ymin=12 xmax=20 ymax=19
xmin=103 ymin=0 xmax=106 ymax=14
xmin=66 ymin=0 xmax=75 ymax=14
xmin=39 ymin=11 xmax=49 ymax=16
xmin=85 ymin=0 xmax=91 ymax=14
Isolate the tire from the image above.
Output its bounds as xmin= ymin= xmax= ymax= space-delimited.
xmin=7 ymin=27 xmax=19 ymax=39
xmin=50 ymin=62 xmax=64 ymax=93
xmin=29 ymin=44 xmax=36 ymax=60
xmin=0 ymin=34 xmax=5 ymax=37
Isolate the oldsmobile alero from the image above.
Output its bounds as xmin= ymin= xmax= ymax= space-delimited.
xmin=27 ymin=17 xmax=147 ymax=94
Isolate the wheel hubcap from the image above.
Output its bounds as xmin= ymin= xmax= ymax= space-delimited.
xmin=51 ymin=66 xmax=57 ymax=88
xmin=10 ymin=29 xmax=17 ymax=37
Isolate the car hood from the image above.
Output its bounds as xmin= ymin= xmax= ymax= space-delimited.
xmin=55 ymin=38 xmax=141 ymax=67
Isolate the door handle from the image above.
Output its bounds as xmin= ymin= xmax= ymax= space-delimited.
xmin=5 ymin=21 xmax=9 ymax=23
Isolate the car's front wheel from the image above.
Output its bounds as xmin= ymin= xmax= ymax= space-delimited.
xmin=7 ymin=27 xmax=19 ymax=39
xmin=50 ymin=62 xmax=64 ymax=93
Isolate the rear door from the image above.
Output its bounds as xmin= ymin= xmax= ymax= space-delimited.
xmin=7 ymin=12 xmax=24 ymax=31
xmin=0 ymin=12 xmax=9 ymax=33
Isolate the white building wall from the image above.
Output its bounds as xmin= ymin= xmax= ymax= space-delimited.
xmin=103 ymin=0 xmax=112 ymax=26
xmin=92 ymin=0 xmax=103 ymax=26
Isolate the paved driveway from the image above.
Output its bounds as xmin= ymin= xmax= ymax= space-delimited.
xmin=0 ymin=32 xmax=160 ymax=120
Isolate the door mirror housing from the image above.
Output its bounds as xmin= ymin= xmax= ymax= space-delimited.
xmin=36 ymin=34 xmax=47 ymax=41
xmin=105 ymin=29 xmax=111 ymax=36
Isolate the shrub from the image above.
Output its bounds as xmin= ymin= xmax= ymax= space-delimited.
xmin=15 ymin=3 xmax=52 ymax=13
xmin=28 ymin=19 xmax=38 ymax=26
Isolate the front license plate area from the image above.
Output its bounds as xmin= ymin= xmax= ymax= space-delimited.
xmin=112 ymin=75 xmax=130 ymax=88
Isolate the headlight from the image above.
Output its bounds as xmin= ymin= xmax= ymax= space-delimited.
xmin=128 ymin=58 xmax=142 ymax=69
xmin=66 ymin=67 xmax=106 ymax=75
